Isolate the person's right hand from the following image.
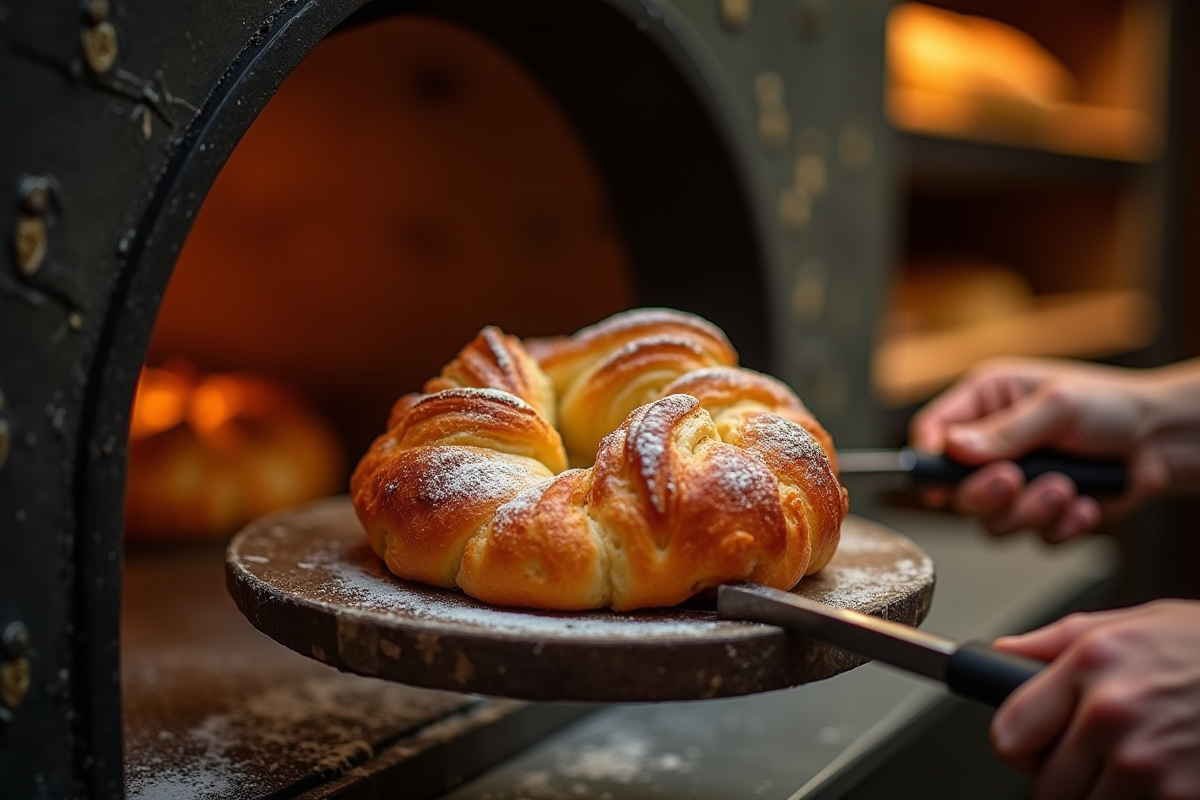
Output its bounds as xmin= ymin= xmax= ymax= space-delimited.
xmin=990 ymin=601 xmax=1200 ymax=800
xmin=908 ymin=357 xmax=1200 ymax=543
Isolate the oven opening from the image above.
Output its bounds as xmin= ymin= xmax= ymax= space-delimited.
xmin=126 ymin=14 xmax=634 ymax=548
xmin=117 ymin=8 xmax=766 ymax=798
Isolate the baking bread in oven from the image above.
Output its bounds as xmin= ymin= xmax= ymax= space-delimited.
xmin=350 ymin=309 xmax=847 ymax=610
xmin=126 ymin=363 xmax=344 ymax=544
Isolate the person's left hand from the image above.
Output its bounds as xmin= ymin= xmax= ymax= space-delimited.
xmin=991 ymin=600 xmax=1200 ymax=800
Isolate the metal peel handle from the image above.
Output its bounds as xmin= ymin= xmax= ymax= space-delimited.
xmin=910 ymin=449 xmax=1128 ymax=496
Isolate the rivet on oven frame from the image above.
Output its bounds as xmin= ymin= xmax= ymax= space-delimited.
xmin=14 ymin=216 xmax=46 ymax=276
xmin=83 ymin=0 xmax=110 ymax=24
xmin=790 ymin=128 xmax=827 ymax=215
xmin=80 ymin=0 xmax=118 ymax=75
xmin=0 ymin=621 xmax=31 ymax=715
xmin=14 ymin=175 xmax=53 ymax=277
xmin=754 ymin=72 xmax=785 ymax=107
xmin=19 ymin=176 xmax=51 ymax=216
xmin=2 ymin=622 xmax=29 ymax=660
xmin=794 ymin=153 xmax=827 ymax=198
xmin=719 ymin=0 xmax=752 ymax=31
xmin=791 ymin=258 xmax=828 ymax=322
xmin=778 ymin=186 xmax=811 ymax=232
xmin=759 ymin=109 xmax=791 ymax=151
xmin=839 ymin=123 xmax=874 ymax=172
xmin=754 ymin=72 xmax=790 ymax=151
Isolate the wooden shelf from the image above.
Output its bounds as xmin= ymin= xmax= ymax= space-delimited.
xmin=890 ymin=90 xmax=1160 ymax=164
xmin=887 ymin=1 xmax=1165 ymax=164
xmin=879 ymin=0 xmax=1167 ymax=407
xmin=873 ymin=289 xmax=1158 ymax=407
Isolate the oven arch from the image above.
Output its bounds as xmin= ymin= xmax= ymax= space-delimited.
xmin=67 ymin=1 xmax=773 ymax=796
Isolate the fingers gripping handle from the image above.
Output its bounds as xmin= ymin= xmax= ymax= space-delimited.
xmin=911 ymin=449 xmax=1128 ymax=496
xmin=946 ymin=641 xmax=1044 ymax=707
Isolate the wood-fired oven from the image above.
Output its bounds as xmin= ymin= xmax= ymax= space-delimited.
xmin=2 ymin=1 xmax=895 ymax=797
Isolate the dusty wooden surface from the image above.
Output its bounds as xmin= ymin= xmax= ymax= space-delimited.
xmin=123 ymin=543 xmax=580 ymax=800
xmin=226 ymin=497 xmax=936 ymax=702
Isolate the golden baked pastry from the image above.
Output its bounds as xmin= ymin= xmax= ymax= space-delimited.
xmin=351 ymin=309 xmax=847 ymax=610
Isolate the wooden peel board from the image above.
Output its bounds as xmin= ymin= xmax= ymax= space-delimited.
xmin=226 ymin=497 xmax=935 ymax=702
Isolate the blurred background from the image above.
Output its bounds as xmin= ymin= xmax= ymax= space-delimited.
xmin=880 ymin=0 xmax=1176 ymax=410
xmin=124 ymin=0 xmax=1200 ymax=606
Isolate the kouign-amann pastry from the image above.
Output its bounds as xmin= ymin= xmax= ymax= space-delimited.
xmin=351 ymin=309 xmax=848 ymax=610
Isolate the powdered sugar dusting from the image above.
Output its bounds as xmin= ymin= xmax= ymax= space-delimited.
xmin=628 ymin=395 xmax=698 ymax=513
xmin=493 ymin=480 xmax=555 ymax=527
xmin=315 ymin=552 xmax=729 ymax=639
xmin=750 ymin=414 xmax=831 ymax=489
xmin=482 ymin=327 xmax=513 ymax=372
xmin=417 ymin=449 xmax=535 ymax=507
xmin=434 ymin=386 xmax=532 ymax=411
xmin=708 ymin=446 xmax=774 ymax=512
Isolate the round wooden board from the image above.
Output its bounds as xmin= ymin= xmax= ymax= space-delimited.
xmin=226 ymin=497 xmax=935 ymax=702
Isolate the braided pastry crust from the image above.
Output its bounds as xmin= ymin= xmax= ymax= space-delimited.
xmin=351 ymin=309 xmax=848 ymax=610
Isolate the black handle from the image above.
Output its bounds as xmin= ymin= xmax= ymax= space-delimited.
xmin=910 ymin=449 xmax=1128 ymax=496
xmin=944 ymin=640 xmax=1044 ymax=707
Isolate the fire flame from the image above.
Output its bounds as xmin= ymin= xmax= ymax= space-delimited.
xmin=129 ymin=360 xmax=288 ymax=441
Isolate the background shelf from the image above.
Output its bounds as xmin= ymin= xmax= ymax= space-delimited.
xmin=876 ymin=0 xmax=1170 ymax=409
xmin=887 ymin=0 xmax=1165 ymax=161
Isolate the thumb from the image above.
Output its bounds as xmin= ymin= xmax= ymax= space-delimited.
xmin=943 ymin=388 xmax=1076 ymax=464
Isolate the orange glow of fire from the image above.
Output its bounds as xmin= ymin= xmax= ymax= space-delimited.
xmin=129 ymin=361 xmax=281 ymax=440
xmin=125 ymin=359 xmax=347 ymax=542
xmin=128 ymin=362 xmax=193 ymax=440
xmin=188 ymin=377 xmax=246 ymax=435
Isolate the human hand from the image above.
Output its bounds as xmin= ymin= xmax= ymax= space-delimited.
xmin=908 ymin=357 xmax=1200 ymax=543
xmin=990 ymin=601 xmax=1200 ymax=800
